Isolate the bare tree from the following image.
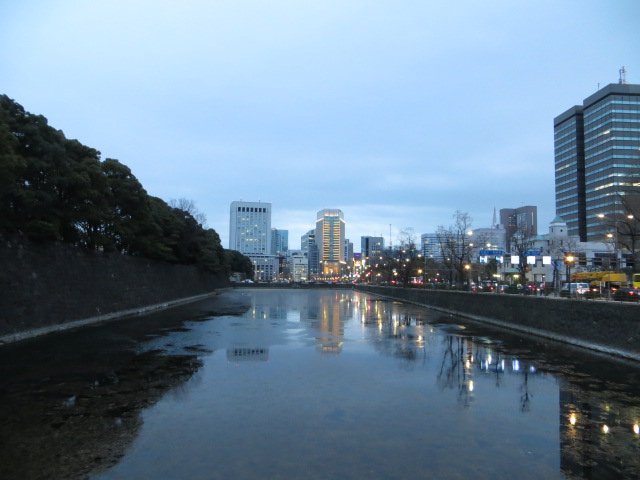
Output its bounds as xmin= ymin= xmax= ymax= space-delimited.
xmin=603 ymin=192 xmax=640 ymax=272
xmin=169 ymin=198 xmax=207 ymax=227
xmin=436 ymin=211 xmax=474 ymax=286
xmin=376 ymin=227 xmax=423 ymax=286
xmin=509 ymin=226 xmax=536 ymax=284
xmin=549 ymin=236 xmax=578 ymax=288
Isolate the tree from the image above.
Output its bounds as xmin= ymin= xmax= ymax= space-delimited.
xmin=549 ymin=236 xmax=578 ymax=288
xmin=100 ymin=158 xmax=153 ymax=254
xmin=602 ymin=192 xmax=640 ymax=273
xmin=0 ymin=95 xmax=237 ymax=278
xmin=225 ymin=250 xmax=254 ymax=278
xmin=436 ymin=211 xmax=474 ymax=286
xmin=169 ymin=198 xmax=207 ymax=227
xmin=509 ymin=226 xmax=536 ymax=285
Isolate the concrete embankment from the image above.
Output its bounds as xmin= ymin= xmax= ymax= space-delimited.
xmin=0 ymin=236 xmax=227 ymax=344
xmin=355 ymin=285 xmax=640 ymax=361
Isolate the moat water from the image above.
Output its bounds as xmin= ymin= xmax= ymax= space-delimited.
xmin=1 ymin=289 xmax=639 ymax=479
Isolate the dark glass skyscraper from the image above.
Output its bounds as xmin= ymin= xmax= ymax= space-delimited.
xmin=554 ymin=83 xmax=640 ymax=241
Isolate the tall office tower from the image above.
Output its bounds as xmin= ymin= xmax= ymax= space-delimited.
xmin=500 ymin=206 xmax=538 ymax=247
xmin=554 ymin=82 xmax=640 ymax=241
xmin=301 ymin=229 xmax=319 ymax=277
xmin=271 ymin=228 xmax=289 ymax=255
xmin=361 ymin=236 xmax=385 ymax=260
xmin=229 ymin=201 xmax=272 ymax=253
xmin=315 ymin=209 xmax=345 ymax=276
xmin=229 ymin=201 xmax=277 ymax=281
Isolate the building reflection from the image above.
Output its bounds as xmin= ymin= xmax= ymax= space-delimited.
xmin=353 ymin=292 xmax=640 ymax=477
xmin=312 ymin=292 xmax=354 ymax=354
xmin=226 ymin=347 xmax=269 ymax=362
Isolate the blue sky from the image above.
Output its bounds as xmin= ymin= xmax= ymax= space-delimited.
xmin=2 ymin=1 xmax=639 ymax=250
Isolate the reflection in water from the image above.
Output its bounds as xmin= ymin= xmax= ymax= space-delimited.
xmin=349 ymin=291 xmax=640 ymax=478
xmin=0 ymin=294 xmax=251 ymax=480
xmin=226 ymin=347 xmax=269 ymax=362
xmin=1 ymin=289 xmax=639 ymax=479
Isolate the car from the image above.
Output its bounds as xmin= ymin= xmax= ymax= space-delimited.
xmin=559 ymin=282 xmax=590 ymax=297
xmin=612 ymin=287 xmax=640 ymax=302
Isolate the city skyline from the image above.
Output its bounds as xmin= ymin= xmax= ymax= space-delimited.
xmin=2 ymin=2 xmax=639 ymax=248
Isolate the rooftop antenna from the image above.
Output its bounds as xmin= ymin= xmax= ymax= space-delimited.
xmin=619 ymin=66 xmax=627 ymax=84
xmin=492 ymin=207 xmax=497 ymax=228
xmin=389 ymin=224 xmax=392 ymax=250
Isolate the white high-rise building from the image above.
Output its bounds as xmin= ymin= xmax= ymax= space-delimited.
xmin=229 ymin=201 xmax=277 ymax=281
xmin=229 ymin=201 xmax=272 ymax=254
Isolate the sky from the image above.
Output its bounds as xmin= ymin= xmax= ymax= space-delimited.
xmin=2 ymin=1 xmax=639 ymax=251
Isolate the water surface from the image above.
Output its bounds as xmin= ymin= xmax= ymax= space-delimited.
xmin=1 ymin=289 xmax=639 ymax=479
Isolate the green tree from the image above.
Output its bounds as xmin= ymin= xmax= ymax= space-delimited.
xmin=225 ymin=250 xmax=254 ymax=278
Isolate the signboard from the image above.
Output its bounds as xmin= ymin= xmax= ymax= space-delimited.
xmin=524 ymin=250 xmax=542 ymax=256
xmin=478 ymin=250 xmax=504 ymax=256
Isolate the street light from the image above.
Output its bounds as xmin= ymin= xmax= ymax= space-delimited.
xmin=464 ymin=264 xmax=471 ymax=291
xmin=597 ymin=212 xmax=634 ymax=270
xmin=565 ymin=255 xmax=575 ymax=298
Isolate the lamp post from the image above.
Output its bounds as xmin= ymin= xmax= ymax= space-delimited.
xmin=464 ymin=264 xmax=471 ymax=291
xmin=565 ymin=255 xmax=575 ymax=298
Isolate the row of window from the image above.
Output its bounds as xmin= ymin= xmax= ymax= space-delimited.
xmin=585 ymin=109 xmax=640 ymax=127
xmin=586 ymin=164 xmax=640 ymax=186
xmin=584 ymin=99 xmax=640 ymax=119
xmin=555 ymin=147 xmax=582 ymax=162
xmin=236 ymin=207 xmax=268 ymax=213
xmin=554 ymin=118 xmax=579 ymax=137
xmin=555 ymin=135 xmax=581 ymax=150
xmin=586 ymin=144 xmax=640 ymax=161
xmin=585 ymin=136 xmax=640 ymax=153
xmin=585 ymin=117 xmax=640 ymax=135
xmin=555 ymin=144 xmax=580 ymax=157
xmin=556 ymin=175 xmax=580 ymax=188
xmin=556 ymin=184 xmax=579 ymax=196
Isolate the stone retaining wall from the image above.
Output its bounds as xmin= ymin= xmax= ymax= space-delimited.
xmin=356 ymin=286 xmax=640 ymax=360
xmin=0 ymin=237 xmax=227 ymax=342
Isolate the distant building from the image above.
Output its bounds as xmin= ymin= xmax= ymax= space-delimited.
xmin=271 ymin=228 xmax=288 ymax=255
xmin=288 ymin=250 xmax=309 ymax=282
xmin=499 ymin=216 xmax=620 ymax=285
xmin=421 ymin=233 xmax=443 ymax=261
xmin=229 ymin=201 xmax=272 ymax=254
xmin=469 ymin=226 xmax=507 ymax=254
xmin=361 ymin=236 xmax=384 ymax=261
xmin=228 ymin=200 xmax=277 ymax=281
xmin=554 ymin=82 xmax=640 ymax=241
xmin=316 ymin=209 xmax=346 ymax=277
xmin=301 ymin=229 xmax=319 ymax=277
xmin=344 ymin=239 xmax=354 ymax=263
xmin=500 ymin=206 xmax=537 ymax=237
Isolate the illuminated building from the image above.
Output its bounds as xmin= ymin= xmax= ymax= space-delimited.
xmin=554 ymin=80 xmax=640 ymax=241
xmin=229 ymin=200 xmax=277 ymax=281
xmin=316 ymin=209 xmax=346 ymax=277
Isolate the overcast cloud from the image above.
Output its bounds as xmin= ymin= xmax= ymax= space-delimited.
xmin=2 ymin=1 xmax=639 ymax=249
